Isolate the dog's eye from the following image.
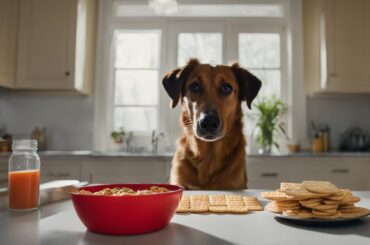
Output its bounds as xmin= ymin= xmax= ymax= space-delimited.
xmin=220 ymin=83 xmax=232 ymax=94
xmin=189 ymin=82 xmax=201 ymax=93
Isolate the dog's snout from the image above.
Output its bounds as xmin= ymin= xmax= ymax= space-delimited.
xmin=199 ymin=113 xmax=221 ymax=133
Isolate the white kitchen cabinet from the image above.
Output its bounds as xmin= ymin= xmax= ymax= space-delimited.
xmin=247 ymin=156 xmax=370 ymax=190
xmin=40 ymin=160 xmax=81 ymax=183
xmin=247 ymin=157 xmax=299 ymax=189
xmin=16 ymin=0 xmax=97 ymax=94
xmin=0 ymin=0 xmax=18 ymax=88
xmin=81 ymin=159 xmax=169 ymax=184
xmin=304 ymin=0 xmax=370 ymax=94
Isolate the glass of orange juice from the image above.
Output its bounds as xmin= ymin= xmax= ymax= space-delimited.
xmin=8 ymin=140 xmax=40 ymax=211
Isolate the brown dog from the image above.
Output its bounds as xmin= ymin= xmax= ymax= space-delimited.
xmin=162 ymin=59 xmax=261 ymax=189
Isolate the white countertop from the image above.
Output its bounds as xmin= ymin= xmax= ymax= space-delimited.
xmin=1 ymin=190 xmax=370 ymax=245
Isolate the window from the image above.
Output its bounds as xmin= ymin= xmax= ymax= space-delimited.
xmin=239 ymin=33 xmax=281 ymax=98
xmin=177 ymin=33 xmax=222 ymax=66
xmin=113 ymin=30 xmax=161 ymax=132
xmin=95 ymin=0 xmax=300 ymax=152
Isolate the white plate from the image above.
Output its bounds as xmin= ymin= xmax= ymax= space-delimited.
xmin=271 ymin=212 xmax=370 ymax=225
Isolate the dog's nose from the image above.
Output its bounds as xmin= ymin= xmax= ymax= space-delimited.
xmin=199 ymin=114 xmax=221 ymax=133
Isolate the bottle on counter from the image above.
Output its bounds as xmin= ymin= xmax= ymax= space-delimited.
xmin=312 ymin=132 xmax=324 ymax=153
xmin=8 ymin=139 xmax=40 ymax=211
xmin=322 ymin=125 xmax=330 ymax=152
xmin=31 ymin=127 xmax=47 ymax=151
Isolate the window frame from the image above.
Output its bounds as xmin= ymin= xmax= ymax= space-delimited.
xmin=228 ymin=23 xmax=288 ymax=102
xmin=112 ymin=29 xmax=162 ymax=133
xmin=94 ymin=0 xmax=306 ymax=152
xmin=94 ymin=19 xmax=167 ymax=151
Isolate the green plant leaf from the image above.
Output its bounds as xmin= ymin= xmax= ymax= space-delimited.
xmin=247 ymin=96 xmax=289 ymax=152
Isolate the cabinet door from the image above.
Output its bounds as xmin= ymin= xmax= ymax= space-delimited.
xmin=247 ymin=157 xmax=299 ymax=189
xmin=16 ymin=0 xmax=76 ymax=89
xmin=325 ymin=0 xmax=370 ymax=91
xmin=0 ymin=0 xmax=17 ymax=88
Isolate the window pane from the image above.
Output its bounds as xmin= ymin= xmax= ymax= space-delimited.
xmin=250 ymin=69 xmax=281 ymax=99
xmin=115 ymin=31 xmax=160 ymax=68
xmin=115 ymin=70 xmax=158 ymax=105
xmin=114 ymin=107 xmax=157 ymax=132
xmin=178 ymin=33 xmax=222 ymax=66
xmin=239 ymin=33 xmax=280 ymax=68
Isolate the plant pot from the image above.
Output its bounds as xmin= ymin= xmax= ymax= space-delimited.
xmin=258 ymin=144 xmax=272 ymax=155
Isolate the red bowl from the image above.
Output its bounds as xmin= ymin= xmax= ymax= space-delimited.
xmin=71 ymin=183 xmax=183 ymax=235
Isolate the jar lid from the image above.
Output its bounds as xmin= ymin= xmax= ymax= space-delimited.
xmin=12 ymin=139 xmax=38 ymax=151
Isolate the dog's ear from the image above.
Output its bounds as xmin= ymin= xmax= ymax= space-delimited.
xmin=162 ymin=59 xmax=199 ymax=108
xmin=231 ymin=63 xmax=262 ymax=109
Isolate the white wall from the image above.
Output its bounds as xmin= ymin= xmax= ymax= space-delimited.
xmin=307 ymin=95 xmax=370 ymax=150
xmin=0 ymin=92 xmax=94 ymax=150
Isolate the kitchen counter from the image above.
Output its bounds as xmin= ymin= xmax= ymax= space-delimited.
xmin=1 ymin=150 xmax=370 ymax=159
xmin=0 ymin=151 xmax=174 ymax=159
xmin=1 ymin=190 xmax=369 ymax=245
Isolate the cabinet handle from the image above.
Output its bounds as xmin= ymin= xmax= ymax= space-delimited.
xmin=330 ymin=73 xmax=336 ymax=77
xmin=65 ymin=71 xmax=70 ymax=77
xmin=261 ymin=172 xmax=278 ymax=178
xmin=331 ymin=168 xmax=349 ymax=174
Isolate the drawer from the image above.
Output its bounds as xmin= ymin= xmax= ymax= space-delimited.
xmin=247 ymin=156 xmax=370 ymax=190
xmin=247 ymin=158 xmax=299 ymax=189
xmin=301 ymin=162 xmax=368 ymax=190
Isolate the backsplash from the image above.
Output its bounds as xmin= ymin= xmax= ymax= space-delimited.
xmin=1 ymin=92 xmax=370 ymax=152
xmin=0 ymin=92 xmax=94 ymax=151
xmin=307 ymin=95 xmax=370 ymax=151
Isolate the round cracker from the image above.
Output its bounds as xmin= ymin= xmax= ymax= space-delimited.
xmin=339 ymin=204 xmax=355 ymax=209
xmin=282 ymin=187 xmax=323 ymax=199
xmin=313 ymin=212 xmax=341 ymax=219
xmin=312 ymin=209 xmax=337 ymax=216
xmin=274 ymin=200 xmax=300 ymax=207
xmin=339 ymin=208 xmax=370 ymax=218
xmin=299 ymin=198 xmax=322 ymax=204
xmin=299 ymin=201 xmax=321 ymax=209
xmin=311 ymin=203 xmax=339 ymax=211
xmin=283 ymin=209 xmax=299 ymax=216
xmin=296 ymin=210 xmax=313 ymax=219
xmin=323 ymin=199 xmax=341 ymax=205
xmin=325 ymin=194 xmax=345 ymax=201
xmin=302 ymin=181 xmax=339 ymax=194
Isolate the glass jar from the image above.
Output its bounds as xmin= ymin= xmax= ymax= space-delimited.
xmin=8 ymin=140 xmax=40 ymax=211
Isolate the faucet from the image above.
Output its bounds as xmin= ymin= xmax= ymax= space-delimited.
xmin=151 ymin=130 xmax=164 ymax=153
xmin=126 ymin=131 xmax=133 ymax=152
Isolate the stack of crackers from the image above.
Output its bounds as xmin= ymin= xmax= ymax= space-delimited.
xmin=176 ymin=194 xmax=262 ymax=214
xmin=262 ymin=181 xmax=370 ymax=219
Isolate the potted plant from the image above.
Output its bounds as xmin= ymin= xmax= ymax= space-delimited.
xmin=110 ymin=128 xmax=125 ymax=144
xmin=248 ymin=96 xmax=288 ymax=154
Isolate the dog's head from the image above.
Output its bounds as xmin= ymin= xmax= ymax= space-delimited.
xmin=162 ymin=59 xmax=261 ymax=142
